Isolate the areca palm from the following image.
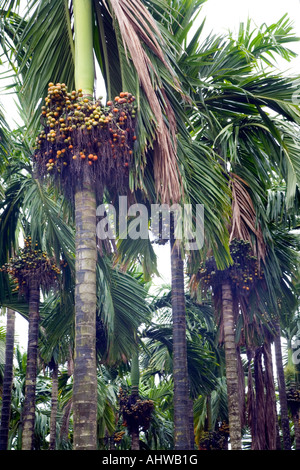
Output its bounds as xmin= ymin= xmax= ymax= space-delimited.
xmin=1 ymin=0 xmax=236 ymax=450
xmin=179 ymin=13 xmax=300 ymax=449
xmin=2 ymin=0 xmax=191 ymax=449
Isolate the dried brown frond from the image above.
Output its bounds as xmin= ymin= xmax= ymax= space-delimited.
xmin=106 ymin=0 xmax=182 ymax=204
xmin=229 ymin=173 xmax=265 ymax=263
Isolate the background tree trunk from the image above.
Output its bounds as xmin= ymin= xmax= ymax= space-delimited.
xmin=130 ymin=350 xmax=140 ymax=451
xmin=221 ymin=280 xmax=242 ymax=450
xmin=22 ymin=279 xmax=40 ymax=450
xmin=253 ymin=347 xmax=266 ymax=450
xmin=49 ymin=362 xmax=59 ymax=450
xmin=263 ymin=341 xmax=277 ymax=450
xmin=0 ymin=308 xmax=16 ymax=450
xmin=274 ymin=323 xmax=291 ymax=450
xmin=292 ymin=410 xmax=300 ymax=450
xmin=170 ymin=237 xmax=190 ymax=450
xmin=73 ymin=184 xmax=98 ymax=450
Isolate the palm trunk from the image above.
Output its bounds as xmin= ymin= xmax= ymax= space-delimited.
xmin=274 ymin=322 xmax=291 ymax=450
xmin=73 ymin=185 xmax=98 ymax=450
xmin=131 ymin=429 xmax=140 ymax=451
xmin=263 ymin=342 xmax=277 ymax=450
xmin=292 ymin=410 xmax=300 ymax=450
xmin=22 ymin=279 xmax=40 ymax=450
xmin=246 ymin=349 xmax=257 ymax=447
xmin=253 ymin=347 xmax=265 ymax=450
xmin=72 ymin=0 xmax=98 ymax=451
xmin=170 ymin=236 xmax=190 ymax=450
xmin=221 ymin=280 xmax=242 ymax=450
xmin=130 ymin=350 xmax=140 ymax=451
xmin=0 ymin=308 xmax=16 ymax=450
xmin=49 ymin=361 xmax=59 ymax=450
xmin=237 ymin=346 xmax=246 ymax=429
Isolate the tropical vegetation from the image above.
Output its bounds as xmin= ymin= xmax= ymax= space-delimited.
xmin=0 ymin=0 xmax=299 ymax=451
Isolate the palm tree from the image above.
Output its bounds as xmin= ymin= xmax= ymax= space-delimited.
xmin=2 ymin=0 xmax=190 ymax=449
xmin=181 ymin=14 xmax=300 ymax=449
xmin=1 ymin=238 xmax=60 ymax=449
xmin=264 ymin=186 xmax=300 ymax=450
xmin=0 ymin=0 xmax=234 ymax=450
xmin=170 ymin=235 xmax=191 ymax=449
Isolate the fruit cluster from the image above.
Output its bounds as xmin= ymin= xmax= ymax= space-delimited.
xmin=287 ymin=386 xmax=300 ymax=404
xmin=198 ymin=238 xmax=263 ymax=294
xmin=1 ymin=236 xmax=60 ymax=296
xmin=198 ymin=430 xmax=228 ymax=450
xmin=34 ymin=83 xmax=137 ymax=198
xmin=119 ymin=388 xmax=154 ymax=433
xmin=113 ymin=431 xmax=125 ymax=443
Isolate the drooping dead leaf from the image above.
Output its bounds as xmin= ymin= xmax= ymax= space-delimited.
xmin=104 ymin=0 xmax=183 ymax=204
xmin=229 ymin=173 xmax=265 ymax=263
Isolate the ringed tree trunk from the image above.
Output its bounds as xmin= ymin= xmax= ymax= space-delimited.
xmin=22 ymin=279 xmax=40 ymax=450
xmin=221 ymin=280 xmax=242 ymax=450
xmin=72 ymin=0 xmax=98 ymax=451
xmin=0 ymin=308 xmax=16 ymax=450
xmin=170 ymin=236 xmax=191 ymax=450
xmin=73 ymin=184 xmax=98 ymax=450
xmin=49 ymin=361 xmax=59 ymax=451
xmin=273 ymin=322 xmax=291 ymax=450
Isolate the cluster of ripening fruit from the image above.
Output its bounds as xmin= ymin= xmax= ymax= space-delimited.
xmin=199 ymin=239 xmax=263 ymax=292
xmin=113 ymin=431 xmax=125 ymax=443
xmin=200 ymin=263 xmax=262 ymax=291
xmin=0 ymin=237 xmax=61 ymax=291
xmin=35 ymin=82 xmax=137 ymax=172
xmin=286 ymin=387 xmax=300 ymax=403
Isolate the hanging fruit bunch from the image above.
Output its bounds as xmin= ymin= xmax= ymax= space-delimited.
xmin=198 ymin=422 xmax=229 ymax=450
xmin=197 ymin=238 xmax=264 ymax=295
xmin=118 ymin=388 xmax=154 ymax=434
xmin=286 ymin=384 xmax=300 ymax=414
xmin=34 ymin=83 xmax=137 ymax=200
xmin=113 ymin=431 xmax=125 ymax=445
xmin=0 ymin=236 xmax=60 ymax=298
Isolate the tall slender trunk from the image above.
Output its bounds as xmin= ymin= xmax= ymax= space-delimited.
xmin=170 ymin=237 xmax=190 ymax=450
xmin=246 ymin=349 xmax=257 ymax=448
xmin=0 ymin=308 xmax=16 ymax=450
xmin=49 ymin=362 xmax=59 ymax=450
xmin=263 ymin=342 xmax=277 ymax=450
xmin=253 ymin=347 xmax=265 ymax=450
xmin=22 ymin=279 xmax=40 ymax=450
xmin=130 ymin=350 xmax=140 ymax=451
xmin=293 ymin=410 xmax=300 ymax=450
xmin=237 ymin=346 xmax=246 ymax=429
xmin=274 ymin=323 xmax=291 ymax=450
xmin=221 ymin=280 xmax=242 ymax=450
xmin=73 ymin=185 xmax=98 ymax=450
xmin=72 ymin=0 xmax=98 ymax=451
